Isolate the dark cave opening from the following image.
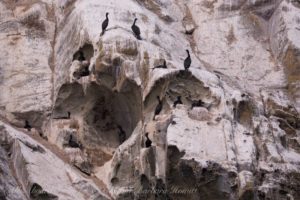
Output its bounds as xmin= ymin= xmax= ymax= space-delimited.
xmin=52 ymin=81 xmax=142 ymax=165
xmin=143 ymin=71 xmax=219 ymax=121
xmin=72 ymin=43 xmax=94 ymax=62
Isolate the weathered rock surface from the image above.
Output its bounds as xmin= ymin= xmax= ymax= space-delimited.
xmin=0 ymin=145 xmax=27 ymax=200
xmin=0 ymin=0 xmax=299 ymax=199
xmin=0 ymin=0 xmax=54 ymax=131
xmin=0 ymin=121 xmax=109 ymax=200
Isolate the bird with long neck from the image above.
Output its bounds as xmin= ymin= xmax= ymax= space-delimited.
xmin=67 ymin=111 xmax=71 ymax=119
xmin=153 ymin=96 xmax=162 ymax=120
xmin=78 ymin=51 xmax=85 ymax=62
xmin=173 ymin=96 xmax=183 ymax=108
xmin=101 ymin=12 xmax=109 ymax=35
xmin=117 ymin=125 xmax=126 ymax=144
xmin=154 ymin=60 xmax=167 ymax=69
xmin=24 ymin=120 xmax=31 ymax=131
xmin=131 ymin=18 xmax=141 ymax=40
xmin=145 ymin=132 xmax=152 ymax=148
xmin=184 ymin=49 xmax=191 ymax=70
xmin=191 ymin=99 xmax=205 ymax=109
xmin=79 ymin=66 xmax=90 ymax=77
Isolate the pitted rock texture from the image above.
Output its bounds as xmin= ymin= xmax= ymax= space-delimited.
xmin=0 ymin=0 xmax=299 ymax=199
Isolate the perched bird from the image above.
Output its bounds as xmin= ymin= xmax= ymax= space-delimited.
xmin=19 ymin=140 xmax=45 ymax=153
xmin=117 ymin=125 xmax=126 ymax=144
xmin=78 ymin=51 xmax=85 ymax=62
xmin=145 ymin=133 xmax=152 ymax=148
xmin=101 ymin=12 xmax=109 ymax=35
xmin=131 ymin=18 xmax=141 ymax=40
xmin=68 ymin=135 xmax=80 ymax=148
xmin=67 ymin=111 xmax=71 ymax=119
xmin=184 ymin=50 xmax=191 ymax=70
xmin=79 ymin=66 xmax=90 ymax=77
xmin=173 ymin=96 xmax=183 ymax=108
xmin=154 ymin=60 xmax=167 ymax=69
xmin=24 ymin=120 xmax=31 ymax=131
xmin=63 ymin=112 xmax=71 ymax=119
xmin=153 ymin=96 xmax=162 ymax=120
xmin=191 ymin=99 xmax=205 ymax=109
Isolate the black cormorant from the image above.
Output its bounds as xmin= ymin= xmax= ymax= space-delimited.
xmin=24 ymin=120 xmax=31 ymax=131
xmin=101 ymin=12 xmax=109 ymax=35
xmin=154 ymin=60 xmax=167 ymax=69
xmin=78 ymin=51 xmax=85 ymax=62
xmin=131 ymin=18 xmax=141 ymax=40
xmin=153 ymin=96 xmax=162 ymax=120
xmin=191 ymin=99 xmax=204 ymax=109
xmin=117 ymin=125 xmax=126 ymax=144
xmin=145 ymin=132 xmax=152 ymax=148
xmin=184 ymin=50 xmax=191 ymax=70
xmin=79 ymin=66 xmax=90 ymax=77
xmin=67 ymin=111 xmax=71 ymax=119
xmin=68 ymin=135 xmax=80 ymax=148
xmin=173 ymin=96 xmax=183 ymax=108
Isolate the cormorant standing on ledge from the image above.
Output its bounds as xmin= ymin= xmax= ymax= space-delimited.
xmin=173 ymin=96 xmax=183 ymax=108
xmin=24 ymin=120 xmax=31 ymax=131
xmin=78 ymin=51 xmax=85 ymax=62
xmin=191 ymin=99 xmax=204 ymax=109
xmin=153 ymin=96 xmax=162 ymax=120
xmin=101 ymin=12 xmax=109 ymax=35
xmin=184 ymin=50 xmax=191 ymax=70
xmin=145 ymin=133 xmax=152 ymax=148
xmin=117 ymin=125 xmax=126 ymax=144
xmin=63 ymin=112 xmax=71 ymax=119
xmin=131 ymin=18 xmax=141 ymax=40
xmin=154 ymin=60 xmax=167 ymax=69
xmin=79 ymin=66 xmax=90 ymax=77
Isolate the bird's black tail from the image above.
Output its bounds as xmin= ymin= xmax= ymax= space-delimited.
xmin=153 ymin=115 xmax=156 ymax=120
xmin=100 ymin=30 xmax=104 ymax=36
xmin=136 ymin=35 xmax=142 ymax=40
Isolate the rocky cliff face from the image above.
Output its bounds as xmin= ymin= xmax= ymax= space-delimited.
xmin=0 ymin=0 xmax=299 ymax=199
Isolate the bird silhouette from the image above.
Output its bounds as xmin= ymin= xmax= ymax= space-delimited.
xmin=78 ymin=51 xmax=85 ymax=62
xmin=24 ymin=120 xmax=31 ymax=131
xmin=145 ymin=133 xmax=152 ymax=148
xmin=153 ymin=96 xmax=162 ymax=120
xmin=131 ymin=18 xmax=141 ymax=40
xmin=101 ymin=12 xmax=109 ymax=35
xmin=184 ymin=50 xmax=191 ymax=70
xmin=79 ymin=66 xmax=90 ymax=77
xmin=173 ymin=96 xmax=183 ymax=108
xmin=117 ymin=125 xmax=126 ymax=144
xmin=191 ymin=99 xmax=204 ymax=109
xmin=154 ymin=60 xmax=167 ymax=69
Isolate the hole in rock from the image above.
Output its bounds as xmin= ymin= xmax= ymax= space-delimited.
xmin=72 ymin=43 xmax=94 ymax=62
xmin=144 ymin=71 xmax=219 ymax=119
xmin=111 ymin=177 xmax=119 ymax=184
xmin=53 ymin=81 xmax=142 ymax=166
xmin=234 ymin=100 xmax=253 ymax=127
xmin=12 ymin=110 xmax=46 ymax=132
xmin=30 ymin=183 xmax=58 ymax=200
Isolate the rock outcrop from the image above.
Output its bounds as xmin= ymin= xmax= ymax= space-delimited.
xmin=0 ymin=0 xmax=299 ymax=199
